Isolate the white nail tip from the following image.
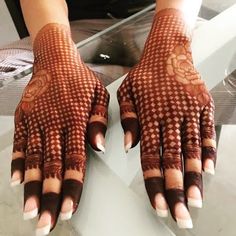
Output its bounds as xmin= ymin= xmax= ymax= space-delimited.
xmin=60 ymin=210 xmax=73 ymax=221
xmin=125 ymin=142 xmax=132 ymax=152
xmin=35 ymin=224 xmax=51 ymax=236
xmin=176 ymin=218 xmax=193 ymax=229
xmin=10 ymin=179 xmax=21 ymax=187
xmin=188 ymin=198 xmax=202 ymax=208
xmin=204 ymin=168 xmax=215 ymax=175
xmin=156 ymin=208 xmax=168 ymax=218
xmin=97 ymin=143 xmax=105 ymax=153
xmin=24 ymin=208 xmax=38 ymax=220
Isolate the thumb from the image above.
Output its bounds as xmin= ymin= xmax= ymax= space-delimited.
xmin=117 ymin=76 xmax=140 ymax=152
xmin=87 ymin=80 xmax=109 ymax=152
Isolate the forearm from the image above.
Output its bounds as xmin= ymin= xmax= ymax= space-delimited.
xmin=155 ymin=0 xmax=202 ymax=29
xmin=20 ymin=0 xmax=69 ymax=42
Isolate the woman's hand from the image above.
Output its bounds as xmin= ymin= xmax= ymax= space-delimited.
xmin=10 ymin=23 xmax=109 ymax=234
xmin=117 ymin=9 xmax=216 ymax=228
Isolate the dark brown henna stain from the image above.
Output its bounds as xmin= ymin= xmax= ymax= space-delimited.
xmin=162 ymin=157 xmax=182 ymax=171
xmin=182 ymin=146 xmax=201 ymax=160
xmin=44 ymin=158 xmax=63 ymax=180
xmin=25 ymin=153 xmax=43 ymax=170
xmin=141 ymin=154 xmax=161 ymax=171
xmin=184 ymin=171 xmax=203 ymax=198
xmin=91 ymin=105 xmax=108 ymax=118
xmin=165 ymin=188 xmax=187 ymax=220
xmin=65 ymin=154 xmax=86 ymax=176
xmin=62 ymin=179 xmax=83 ymax=213
xmin=13 ymin=139 xmax=27 ymax=152
xmin=202 ymin=146 xmax=217 ymax=166
xmin=11 ymin=158 xmax=25 ymax=178
xmin=24 ymin=181 xmax=42 ymax=205
xmin=40 ymin=192 xmax=61 ymax=231
xmin=144 ymin=177 xmax=164 ymax=209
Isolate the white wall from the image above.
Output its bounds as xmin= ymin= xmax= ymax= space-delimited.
xmin=0 ymin=0 xmax=19 ymax=47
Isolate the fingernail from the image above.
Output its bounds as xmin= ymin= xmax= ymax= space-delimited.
xmin=156 ymin=208 xmax=168 ymax=218
xmin=11 ymin=179 xmax=21 ymax=187
xmin=60 ymin=199 xmax=73 ymax=221
xmin=125 ymin=142 xmax=132 ymax=153
xmin=155 ymin=193 xmax=168 ymax=218
xmin=187 ymin=186 xmax=202 ymax=208
xmin=35 ymin=224 xmax=51 ymax=236
xmin=95 ymin=134 xmax=105 ymax=153
xmin=36 ymin=213 xmax=51 ymax=236
xmin=176 ymin=218 xmax=193 ymax=229
xmin=204 ymin=159 xmax=215 ymax=175
xmin=124 ymin=131 xmax=132 ymax=153
xmin=24 ymin=198 xmax=38 ymax=220
xmin=11 ymin=172 xmax=21 ymax=187
xmin=97 ymin=143 xmax=105 ymax=153
xmin=175 ymin=203 xmax=192 ymax=229
xmin=188 ymin=198 xmax=202 ymax=208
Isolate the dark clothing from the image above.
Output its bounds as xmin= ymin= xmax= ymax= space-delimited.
xmin=66 ymin=0 xmax=154 ymax=20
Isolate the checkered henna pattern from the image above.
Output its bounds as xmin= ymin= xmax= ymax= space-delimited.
xmin=117 ymin=8 xmax=216 ymax=222
xmin=11 ymin=23 xmax=109 ymax=230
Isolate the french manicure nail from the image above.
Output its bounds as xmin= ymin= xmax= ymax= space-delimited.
xmin=60 ymin=199 xmax=73 ymax=221
xmin=97 ymin=143 xmax=105 ymax=153
xmin=125 ymin=141 xmax=132 ymax=153
xmin=204 ymin=167 xmax=215 ymax=175
xmin=24 ymin=208 xmax=38 ymax=220
xmin=11 ymin=179 xmax=21 ymax=187
xmin=156 ymin=208 xmax=168 ymax=218
xmin=24 ymin=198 xmax=38 ymax=220
xmin=35 ymin=224 xmax=51 ymax=236
xmin=188 ymin=198 xmax=202 ymax=208
xmin=176 ymin=218 xmax=193 ymax=229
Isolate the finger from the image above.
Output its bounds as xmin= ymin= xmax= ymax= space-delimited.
xmin=11 ymin=117 xmax=28 ymax=186
xmin=36 ymin=128 xmax=63 ymax=235
xmin=87 ymin=80 xmax=109 ymax=153
xmin=162 ymin=120 xmax=192 ymax=229
xmin=117 ymin=76 xmax=140 ymax=152
xmin=200 ymin=98 xmax=217 ymax=175
xmin=182 ymin=114 xmax=202 ymax=208
xmin=60 ymin=127 xmax=85 ymax=221
xmin=24 ymin=126 xmax=43 ymax=220
xmin=140 ymin=122 xmax=168 ymax=217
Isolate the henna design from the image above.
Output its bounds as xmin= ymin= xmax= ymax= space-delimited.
xmin=44 ymin=158 xmax=63 ymax=179
xmin=141 ymin=154 xmax=161 ymax=171
xmin=166 ymin=44 xmax=210 ymax=105
xmin=25 ymin=153 xmax=43 ymax=170
xmin=162 ymin=157 xmax=182 ymax=170
xmin=65 ymin=154 xmax=86 ymax=175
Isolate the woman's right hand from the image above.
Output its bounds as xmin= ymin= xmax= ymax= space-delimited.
xmin=11 ymin=23 xmax=109 ymax=235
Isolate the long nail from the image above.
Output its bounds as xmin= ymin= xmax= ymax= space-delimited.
xmin=175 ymin=203 xmax=193 ymax=229
xmin=124 ymin=131 xmax=132 ymax=153
xmin=95 ymin=134 xmax=105 ymax=153
xmin=36 ymin=213 xmax=51 ymax=236
xmin=36 ymin=224 xmax=51 ymax=236
xmin=176 ymin=218 xmax=193 ymax=229
xmin=155 ymin=193 xmax=168 ymax=218
xmin=204 ymin=159 xmax=215 ymax=175
xmin=60 ymin=199 xmax=73 ymax=221
xmin=187 ymin=186 xmax=202 ymax=208
xmin=11 ymin=171 xmax=21 ymax=187
xmin=24 ymin=198 xmax=38 ymax=220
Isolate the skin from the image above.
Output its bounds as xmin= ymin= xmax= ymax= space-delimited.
xmin=12 ymin=0 xmax=215 ymax=232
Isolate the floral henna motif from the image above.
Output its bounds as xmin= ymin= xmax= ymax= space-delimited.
xmin=15 ymin=70 xmax=51 ymax=123
xmin=166 ymin=44 xmax=210 ymax=105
